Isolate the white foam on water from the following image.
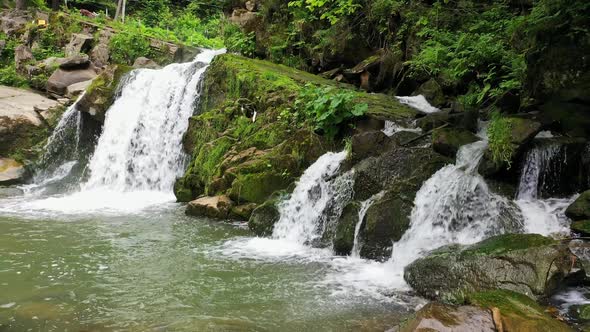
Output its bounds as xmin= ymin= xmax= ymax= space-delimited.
xmin=351 ymin=191 xmax=384 ymax=258
xmin=381 ymin=120 xmax=422 ymax=137
xmin=395 ymin=95 xmax=440 ymax=113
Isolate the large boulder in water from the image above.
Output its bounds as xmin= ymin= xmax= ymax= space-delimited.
xmin=404 ymin=234 xmax=573 ymax=302
xmin=186 ymin=195 xmax=234 ymax=219
xmin=566 ymin=191 xmax=590 ymax=221
xmin=396 ymin=302 xmax=496 ymax=332
xmin=432 ymin=127 xmax=479 ymax=158
xmin=248 ymin=196 xmax=281 ymax=236
xmin=332 ymin=201 xmax=361 ymax=255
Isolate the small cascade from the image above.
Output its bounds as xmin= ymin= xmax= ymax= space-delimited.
xmin=388 ymin=140 xmax=524 ymax=279
xmin=395 ymin=95 xmax=440 ymax=113
xmin=272 ymin=151 xmax=353 ymax=245
xmin=382 ymin=120 xmax=422 ymax=137
xmin=517 ymin=141 xmax=563 ymax=200
xmin=351 ymin=191 xmax=384 ymax=257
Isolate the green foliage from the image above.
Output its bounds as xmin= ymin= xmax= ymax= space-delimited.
xmin=295 ymin=83 xmax=367 ymax=138
xmin=223 ymin=23 xmax=256 ymax=57
xmin=31 ymin=28 xmax=65 ymax=59
xmin=108 ymin=26 xmax=152 ymax=64
xmin=0 ymin=65 xmax=28 ymax=88
xmin=487 ymin=111 xmax=514 ymax=167
xmin=288 ymin=0 xmax=361 ymax=25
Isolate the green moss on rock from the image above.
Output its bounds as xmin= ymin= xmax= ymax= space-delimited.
xmin=77 ymin=64 xmax=132 ymax=122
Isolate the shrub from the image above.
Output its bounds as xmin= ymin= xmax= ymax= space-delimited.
xmin=295 ymin=83 xmax=367 ymax=139
xmin=223 ymin=23 xmax=256 ymax=57
xmin=487 ymin=111 xmax=514 ymax=167
xmin=108 ymin=27 xmax=152 ymax=64
xmin=0 ymin=65 xmax=28 ymax=87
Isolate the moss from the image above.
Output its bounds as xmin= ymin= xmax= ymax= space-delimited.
xmin=571 ymin=220 xmax=590 ymax=236
xmin=79 ymin=64 xmax=133 ymax=122
xmin=229 ymin=171 xmax=292 ymax=204
xmin=467 ymin=290 xmax=572 ymax=332
xmin=463 ymin=234 xmax=555 ymax=256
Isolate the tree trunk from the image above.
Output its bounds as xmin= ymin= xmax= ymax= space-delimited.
xmin=115 ymin=0 xmax=122 ymax=20
xmin=15 ymin=0 xmax=26 ymax=10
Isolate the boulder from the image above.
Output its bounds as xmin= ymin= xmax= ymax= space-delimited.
xmin=0 ymin=158 xmax=26 ymax=185
xmin=230 ymin=203 xmax=258 ymax=220
xmin=229 ymin=8 xmax=261 ymax=32
xmin=432 ymin=127 xmax=479 ymax=158
xmin=248 ymin=197 xmax=281 ymax=236
xmin=404 ymin=234 xmax=573 ymax=302
xmin=229 ymin=171 xmax=292 ymax=204
xmin=59 ymin=54 xmax=90 ymax=70
xmin=46 ymin=67 xmax=98 ymax=96
xmin=350 ymin=130 xmax=391 ymax=163
xmin=566 ymin=190 xmax=590 ymax=221
xmin=76 ymin=64 xmax=131 ymax=122
xmin=65 ymin=79 xmax=93 ymax=98
xmin=332 ymin=201 xmax=361 ymax=255
xmin=396 ymin=302 xmax=496 ymax=332
xmin=133 ymin=57 xmax=160 ymax=69
xmin=571 ymin=221 xmax=590 ymax=236
xmin=0 ymin=10 xmax=30 ymax=36
xmin=90 ymin=30 xmax=112 ymax=67
xmin=14 ymin=44 xmax=34 ymax=73
xmin=41 ymin=57 xmax=66 ymax=71
xmin=415 ymin=78 xmax=445 ymax=107
xmin=65 ymin=33 xmax=93 ymax=57
xmin=186 ymin=195 xmax=234 ymax=219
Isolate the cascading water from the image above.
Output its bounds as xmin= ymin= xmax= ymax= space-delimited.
xmin=381 ymin=120 xmax=421 ymax=137
xmin=395 ymin=95 xmax=440 ymax=113
xmin=350 ymin=191 xmax=384 ymax=258
xmin=517 ymin=141 xmax=563 ymax=200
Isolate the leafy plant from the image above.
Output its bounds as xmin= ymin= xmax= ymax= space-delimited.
xmin=288 ymin=0 xmax=361 ymax=25
xmin=487 ymin=111 xmax=514 ymax=167
xmin=0 ymin=65 xmax=28 ymax=87
xmin=223 ymin=23 xmax=256 ymax=57
xmin=295 ymin=84 xmax=367 ymax=139
xmin=108 ymin=27 xmax=152 ymax=64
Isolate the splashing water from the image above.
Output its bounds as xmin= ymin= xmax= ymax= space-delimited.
xmin=381 ymin=121 xmax=422 ymax=137
xmin=351 ymin=191 xmax=384 ymax=258
xmin=395 ymin=95 xmax=440 ymax=113
xmin=517 ymin=142 xmax=562 ymax=200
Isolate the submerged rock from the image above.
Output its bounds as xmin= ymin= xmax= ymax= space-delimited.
xmin=566 ymin=190 xmax=590 ymax=221
xmin=0 ymin=158 xmax=26 ymax=185
xmin=186 ymin=195 xmax=234 ymax=219
xmin=396 ymin=302 xmax=496 ymax=332
xmin=404 ymin=234 xmax=572 ymax=302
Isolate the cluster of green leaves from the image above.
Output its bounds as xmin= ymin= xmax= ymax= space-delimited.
xmin=487 ymin=111 xmax=514 ymax=167
xmin=295 ymin=84 xmax=367 ymax=138
xmin=30 ymin=27 xmax=65 ymax=59
xmin=0 ymin=65 xmax=28 ymax=87
xmin=108 ymin=25 xmax=153 ymax=65
xmin=288 ymin=0 xmax=361 ymax=25
xmin=223 ymin=22 xmax=256 ymax=57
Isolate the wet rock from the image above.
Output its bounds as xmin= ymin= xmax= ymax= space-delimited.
xmin=332 ymin=201 xmax=361 ymax=255
xmin=90 ymin=30 xmax=112 ymax=67
xmin=350 ymin=130 xmax=390 ymax=163
xmin=133 ymin=57 xmax=160 ymax=69
xmin=186 ymin=195 xmax=234 ymax=219
xmin=65 ymin=79 xmax=93 ymax=98
xmin=229 ymin=8 xmax=261 ymax=32
xmin=0 ymin=158 xmax=26 ymax=185
xmin=566 ymin=190 xmax=590 ymax=221
xmin=59 ymin=54 xmax=90 ymax=70
xmin=77 ymin=64 xmax=131 ymax=122
xmin=46 ymin=67 xmax=98 ymax=96
xmin=568 ymin=240 xmax=590 ymax=278
xmin=248 ymin=197 xmax=281 ymax=236
xmin=432 ymin=127 xmax=479 ymax=158
xmin=65 ymin=33 xmax=93 ymax=57
xmin=415 ymin=79 xmax=445 ymax=107
xmin=14 ymin=44 xmax=34 ymax=73
xmin=396 ymin=302 xmax=496 ymax=332
xmin=404 ymin=234 xmax=573 ymax=302
xmin=229 ymin=170 xmax=292 ymax=204
xmin=571 ymin=221 xmax=590 ymax=236
xmin=230 ymin=203 xmax=258 ymax=220
xmin=415 ymin=110 xmax=449 ymax=131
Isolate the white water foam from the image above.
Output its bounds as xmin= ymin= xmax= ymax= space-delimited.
xmin=381 ymin=120 xmax=422 ymax=137
xmin=395 ymin=95 xmax=440 ymax=114
xmin=351 ymin=191 xmax=384 ymax=258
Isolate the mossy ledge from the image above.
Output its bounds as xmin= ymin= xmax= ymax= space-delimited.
xmin=174 ymin=54 xmax=416 ymax=211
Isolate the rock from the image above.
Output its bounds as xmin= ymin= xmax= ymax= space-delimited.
xmin=59 ymin=54 xmax=90 ymax=70
xmin=415 ymin=79 xmax=445 ymax=107
xmin=566 ymin=190 xmax=590 ymax=221
xmin=186 ymin=195 xmax=234 ymax=219
xmin=350 ymin=130 xmax=391 ymax=163
xmin=466 ymin=290 xmax=573 ymax=332
xmin=568 ymin=240 xmax=590 ymax=278
xmin=0 ymin=39 xmax=5 ymax=54
xmin=230 ymin=203 xmax=258 ymax=220
xmin=229 ymin=8 xmax=261 ymax=32
xmin=14 ymin=44 xmax=34 ymax=73
xmin=0 ymin=158 xmax=26 ymax=185
xmin=77 ymin=64 xmax=131 ymax=122
xmin=133 ymin=57 xmax=160 ymax=69
xmin=416 ymin=110 xmax=449 ymax=131
xmin=65 ymin=79 xmax=93 ymax=98
xmin=65 ymin=33 xmax=93 ymax=57
xmin=0 ymin=10 xmax=30 ymax=35
xmin=245 ymin=0 xmax=258 ymax=11
xmin=229 ymin=170 xmax=292 ymax=204
xmin=0 ymin=186 xmax=24 ymax=197
xmin=46 ymin=67 xmax=98 ymax=96
xmin=396 ymin=302 xmax=496 ymax=332
xmin=332 ymin=201 xmax=361 ymax=255
xmin=0 ymin=86 xmax=59 ymax=158
xmin=432 ymin=127 xmax=479 ymax=158
xmin=248 ymin=197 xmax=281 ymax=236
xmin=404 ymin=234 xmax=573 ymax=302
xmin=90 ymin=30 xmax=112 ymax=67
xmin=571 ymin=220 xmax=590 ymax=236
xmin=41 ymin=57 xmax=66 ymax=71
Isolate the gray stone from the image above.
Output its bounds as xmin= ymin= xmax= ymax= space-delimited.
xmin=0 ymin=158 xmax=26 ymax=185
xmin=46 ymin=67 xmax=98 ymax=96
xmin=566 ymin=190 xmax=590 ymax=221
xmin=65 ymin=79 xmax=93 ymax=98
xmin=14 ymin=44 xmax=34 ymax=73
xmin=132 ymin=57 xmax=160 ymax=69
xmin=59 ymin=54 xmax=90 ymax=70
xmin=90 ymin=30 xmax=112 ymax=67
xmin=0 ymin=10 xmax=30 ymax=36
xmin=65 ymin=33 xmax=93 ymax=57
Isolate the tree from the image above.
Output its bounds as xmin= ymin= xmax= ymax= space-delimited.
xmin=16 ymin=0 xmax=26 ymax=10
xmin=115 ymin=0 xmax=126 ymax=22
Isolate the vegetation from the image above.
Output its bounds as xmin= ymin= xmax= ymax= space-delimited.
xmin=487 ymin=111 xmax=514 ymax=167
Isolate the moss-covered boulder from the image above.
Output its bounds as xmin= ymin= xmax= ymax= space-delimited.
xmin=404 ymin=234 xmax=573 ymax=302
xmin=175 ymin=54 xmax=416 ymax=218
xmin=185 ymin=195 xmax=234 ymax=219
xmin=466 ymin=290 xmax=573 ymax=332
xmin=332 ymin=201 xmax=361 ymax=255
xmin=571 ymin=220 xmax=590 ymax=236
xmin=248 ymin=197 xmax=281 ymax=236
xmin=566 ymin=190 xmax=590 ymax=221
xmin=77 ymin=64 xmax=132 ymax=122
xmin=432 ymin=127 xmax=479 ymax=158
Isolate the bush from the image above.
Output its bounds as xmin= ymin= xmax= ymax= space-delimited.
xmin=295 ymin=83 xmax=367 ymax=139
xmin=223 ymin=22 xmax=256 ymax=57
xmin=108 ymin=26 xmax=152 ymax=64
xmin=487 ymin=111 xmax=514 ymax=167
xmin=0 ymin=65 xmax=28 ymax=88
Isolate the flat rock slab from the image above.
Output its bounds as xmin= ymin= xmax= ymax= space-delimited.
xmin=0 ymin=158 xmax=25 ymax=185
xmin=0 ymin=86 xmax=59 ymax=126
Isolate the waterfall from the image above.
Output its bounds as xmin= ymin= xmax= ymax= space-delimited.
xmin=395 ymin=95 xmax=440 ymax=113
xmin=271 ymin=151 xmax=353 ymax=245
xmin=517 ymin=142 xmax=562 ymax=200
xmin=382 ymin=120 xmax=421 ymax=137
xmin=83 ymin=49 xmax=225 ymax=192
xmin=350 ymin=191 xmax=384 ymax=257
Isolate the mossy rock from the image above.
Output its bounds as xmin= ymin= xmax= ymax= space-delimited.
xmin=248 ymin=196 xmax=282 ymax=236
xmin=332 ymin=201 xmax=361 ymax=256
xmin=404 ymin=234 xmax=572 ymax=302
xmin=432 ymin=127 xmax=479 ymax=158
xmin=467 ymin=290 xmax=573 ymax=332
xmin=572 ymin=220 xmax=590 ymax=236
xmin=229 ymin=171 xmax=292 ymax=204
xmin=566 ymin=190 xmax=590 ymax=221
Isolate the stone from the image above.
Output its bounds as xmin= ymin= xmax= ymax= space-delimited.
xmin=404 ymin=234 xmax=573 ymax=302
xmin=350 ymin=130 xmax=391 ymax=163
xmin=432 ymin=127 xmax=479 ymax=158
xmin=65 ymin=79 xmax=93 ymax=98
xmin=566 ymin=190 xmax=590 ymax=221
xmin=46 ymin=67 xmax=98 ymax=96
xmin=133 ymin=57 xmax=160 ymax=69
xmin=245 ymin=0 xmax=257 ymax=11
xmin=571 ymin=220 xmax=590 ymax=236
xmin=186 ymin=195 xmax=234 ymax=219
xmin=396 ymin=302 xmax=496 ymax=332
xmin=230 ymin=203 xmax=258 ymax=220
xmin=0 ymin=40 xmax=5 ymax=54
xmin=41 ymin=57 xmax=66 ymax=71
xmin=0 ymin=158 xmax=26 ymax=185
xmin=332 ymin=201 xmax=361 ymax=255
xmin=14 ymin=44 xmax=34 ymax=73
xmin=229 ymin=171 xmax=292 ymax=204
xmin=229 ymin=8 xmax=261 ymax=32
xmin=65 ymin=33 xmax=93 ymax=57
xmin=90 ymin=30 xmax=112 ymax=67
xmin=77 ymin=64 xmax=131 ymax=123
xmin=415 ymin=78 xmax=445 ymax=107
xmin=59 ymin=54 xmax=91 ymax=70
xmin=248 ymin=197 xmax=281 ymax=236
xmin=0 ymin=10 xmax=30 ymax=35
xmin=0 ymin=187 xmax=24 ymax=197
xmin=568 ymin=240 xmax=590 ymax=278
